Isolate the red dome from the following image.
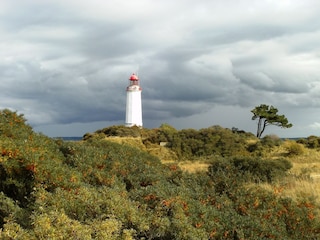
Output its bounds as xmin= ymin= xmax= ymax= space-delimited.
xmin=129 ymin=73 xmax=139 ymax=81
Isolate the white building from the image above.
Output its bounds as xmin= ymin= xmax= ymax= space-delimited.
xmin=125 ymin=73 xmax=143 ymax=127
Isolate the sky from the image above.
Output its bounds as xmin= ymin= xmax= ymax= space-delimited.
xmin=1 ymin=0 xmax=320 ymax=138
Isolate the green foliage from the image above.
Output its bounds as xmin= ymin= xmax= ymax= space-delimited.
xmin=93 ymin=125 xmax=143 ymax=138
xmin=0 ymin=192 xmax=23 ymax=227
xmin=284 ymin=141 xmax=305 ymax=156
xmin=208 ymin=156 xmax=293 ymax=184
xmin=0 ymin=109 xmax=319 ymax=239
xmin=147 ymin=125 xmax=255 ymax=159
xmin=247 ymin=135 xmax=283 ymax=156
xmin=251 ymin=104 xmax=293 ymax=138
xmin=307 ymin=135 xmax=320 ymax=149
xmin=89 ymin=124 xmax=257 ymax=160
xmin=297 ymin=135 xmax=320 ymax=149
xmin=261 ymin=134 xmax=282 ymax=148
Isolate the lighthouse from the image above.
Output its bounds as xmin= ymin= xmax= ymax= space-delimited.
xmin=125 ymin=73 xmax=143 ymax=127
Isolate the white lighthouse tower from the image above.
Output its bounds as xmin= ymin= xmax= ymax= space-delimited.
xmin=125 ymin=73 xmax=143 ymax=127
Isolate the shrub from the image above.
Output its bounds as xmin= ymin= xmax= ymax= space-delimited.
xmin=296 ymin=138 xmax=307 ymax=145
xmin=284 ymin=140 xmax=305 ymax=156
xmin=261 ymin=134 xmax=282 ymax=148
xmin=297 ymin=135 xmax=320 ymax=149
xmin=0 ymin=192 xmax=23 ymax=227
xmin=302 ymin=136 xmax=320 ymax=149
xmin=208 ymin=156 xmax=292 ymax=184
xmin=0 ymin=109 xmax=320 ymax=239
xmin=95 ymin=125 xmax=142 ymax=137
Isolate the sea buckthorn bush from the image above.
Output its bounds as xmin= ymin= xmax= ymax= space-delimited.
xmin=283 ymin=140 xmax=305 ymax=156
xmin=208 ymin=156 xmax=292 ymax=184
xmin=261 ymin=134 xmax=282 ymax=148
xmin=0 ymin=109 xmax=320 ymax=239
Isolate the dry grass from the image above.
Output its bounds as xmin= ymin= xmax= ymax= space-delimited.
xmin=147 ymin=145 xmax=178 ymax=161
xmin=177 ymin=161 xmax=210 ymax=173
xmin=283 ymin=159 xmax=320 ymax=201
xmin=283 ymin=178 xmax=320 ymax=200
xmin=164 ymin=143 xmax=320 ymax=201
xmin=161 ymin=160 xmax=209 ymax=173
xmin=275 ymin=145 xmax=320 ymax=179
xmin=251 ymin=144 xmax=320 ymax=201
xmin=290 ymin=162 xmax=320 ymax=177
xmin=253 ymin=179 xmax=320 ymax=202
xmin=288 ymin=148 xmax=320 ymax=163
xmin=105 ymin=136 xmax=147 ymax=150
xmin=108 ymin=137 xmax=320 ymax=200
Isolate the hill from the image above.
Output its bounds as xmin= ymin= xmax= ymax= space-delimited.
xmin=0 ymin=109 xmax=320 ymax=239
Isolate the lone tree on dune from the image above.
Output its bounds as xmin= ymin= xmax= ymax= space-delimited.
xmin=251 ymin=104 xmax=293 ymax=138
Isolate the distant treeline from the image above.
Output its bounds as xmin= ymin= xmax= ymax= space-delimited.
xmin=87 ymin=124 xmax=320 ymax=160
xmin=86 ymin=124 xmax=282 ymax=159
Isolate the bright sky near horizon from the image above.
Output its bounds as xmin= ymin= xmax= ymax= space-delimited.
xmin=1 ymin=0 xmax=320 ymax=138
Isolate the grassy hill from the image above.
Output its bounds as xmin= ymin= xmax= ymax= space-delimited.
xmin=1 ymin=109 xmax=320 ymax=239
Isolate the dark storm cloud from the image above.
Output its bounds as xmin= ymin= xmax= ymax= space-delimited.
xmin=1 ymin=0 xmax=320 ymax=137
xmin=78 ymin=24 xmax=142 ymax=59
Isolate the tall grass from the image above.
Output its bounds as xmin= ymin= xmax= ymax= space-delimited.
xmin=169 ymin=140 xmax=320 ymax=202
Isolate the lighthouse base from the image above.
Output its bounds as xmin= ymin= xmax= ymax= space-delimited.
xmin=125 ymin=123 xmax=143 ymax=128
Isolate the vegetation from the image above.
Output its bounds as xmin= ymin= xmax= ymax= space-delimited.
xmin=1 ymin=109 xmax=320 ymax=239
xmin=251 ymin=104 xmax=293 ymax=138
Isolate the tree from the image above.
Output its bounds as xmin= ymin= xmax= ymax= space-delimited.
xmin=251 ymin=104 xmax=292 ymax=138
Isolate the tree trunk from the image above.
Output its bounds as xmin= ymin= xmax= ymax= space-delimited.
xmin=256 ymin=118 xmax=262 ymax=138
xmin=257 ymin=119 xmax=267 ymax=138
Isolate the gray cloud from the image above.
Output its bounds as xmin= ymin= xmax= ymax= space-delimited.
xmin=0 ymin=0 xmax=320 ymax=137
